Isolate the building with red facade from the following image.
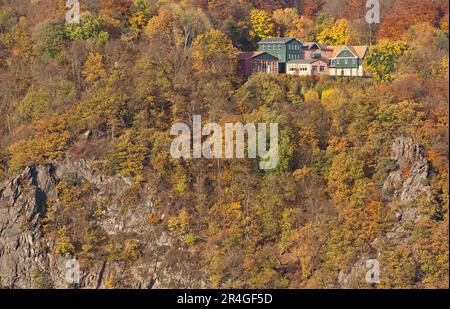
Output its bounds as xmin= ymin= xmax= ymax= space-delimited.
xmin=237 ymin=51 xmax=279 ymax=77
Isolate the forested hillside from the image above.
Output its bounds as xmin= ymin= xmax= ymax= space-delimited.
xmin=0 ymin=0 xmax=448 ymax=288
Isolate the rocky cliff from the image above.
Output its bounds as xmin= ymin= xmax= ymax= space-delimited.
xmin=0 ymin=137 xmax=441 ymax=289
xmin=0 ymin=159 xmax=205 ymax=289
xmin=338 ymin=137 xmax=433 ymax=288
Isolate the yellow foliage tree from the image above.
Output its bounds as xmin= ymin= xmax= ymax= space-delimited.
xmin=191 ymin=29 xmax=237 ymax=76
xmin=8 ymin=117 xmax=71 ymax=172
xmin=82 ymin=52 xmax=107 ymax=83
xmin=317 ymin=19 xmax=350 ymax=46
xmin=249 ymin=9 xmax=275 ymax=41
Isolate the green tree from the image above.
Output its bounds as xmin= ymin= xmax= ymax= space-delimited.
xmin=65 ymin=12 xmax=109 ymax=43
xmin=18 ymin=89 xmax=49 ymax=121
xmin=364 ymin=40 xmax=408 ymax=81
xmin=32 ymin=19 xmax=66 ymax=59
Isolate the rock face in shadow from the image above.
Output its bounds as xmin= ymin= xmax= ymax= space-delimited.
xmin=0 ymin=160 xmax=205 ymax=289
xmin=0 ymin=166 xmax=52 ymax=288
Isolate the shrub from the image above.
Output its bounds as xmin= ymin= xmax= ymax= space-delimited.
xmin=374 ymin=157 xmax=399 ymax=184
xmin=65 ymin=12 xmax=108 ymax=42
xmin=18 ymin=89 xmax=49 ymax=121
xmin=55 ymin=228 xmax=75 ymax=257
xmin=183 ymin=233 xmax=200 ymax=246
xmin=32 ymin=19 xmax=66 ymax=59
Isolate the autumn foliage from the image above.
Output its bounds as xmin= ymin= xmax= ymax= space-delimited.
xmin=0 ymin=0 xmax=448 ymax=289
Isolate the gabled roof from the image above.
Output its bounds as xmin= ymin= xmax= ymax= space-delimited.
xmin=351 ymin=46 xmax=369 ymax=58
xmin=304 ymin=42 xmax=333 ymax=51
xmin=258 ymin=37 xmax=302 ymax=45
xmin=237 ymin=51 xmax=278 ymax=61
xmin=331 ymin=45 xmax=369 ymax=58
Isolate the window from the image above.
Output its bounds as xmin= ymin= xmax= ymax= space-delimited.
xmin=353 ymin=60 xmax=356 ymax=65
xmin=331 ymin=59 xmax=335 ymax=66
xmin=268 ymin=45 xmax=271 ymax=50
xmin=336 ymin=60 xmax=340 ymax=64
xmin=320 ymin=66 xmax=325 ymax=72
xmin=312 ymin=66 xmax=318 ymax=72
xmin=345 ymin=59 xmax=348 ymax=64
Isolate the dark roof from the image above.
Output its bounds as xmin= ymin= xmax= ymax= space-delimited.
xmin=258 ymin=37 xmax=302 ymax=44
xmin=304 ymin=42 xmax=332 ymax=50
xmin=287 ymin=59 xmax=319 ymax=64
xmin=237 ymin=51 xmax=278 ymax=60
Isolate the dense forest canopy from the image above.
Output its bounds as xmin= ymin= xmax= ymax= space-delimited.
xmin=0 ymin=0 xmax=448 ymax=288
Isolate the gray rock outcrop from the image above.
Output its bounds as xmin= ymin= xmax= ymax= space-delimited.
xmin=338 ymin=137 xmax=432 ymax=288
xmin=0 ymin=159 xmax=205 ymax=289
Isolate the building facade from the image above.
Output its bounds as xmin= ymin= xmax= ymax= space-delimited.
xmin=328 ymin=46 xmax=369 ymax=77
xmin=238 ymin=38 xmax=369 ymax=78
xmin=238 ymin=51 xmax=279 ymax=77
xmin=286 ymin=58 xmax=329 ymax=76
xmin=258 ymin=38 xmax=304 ymax=73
